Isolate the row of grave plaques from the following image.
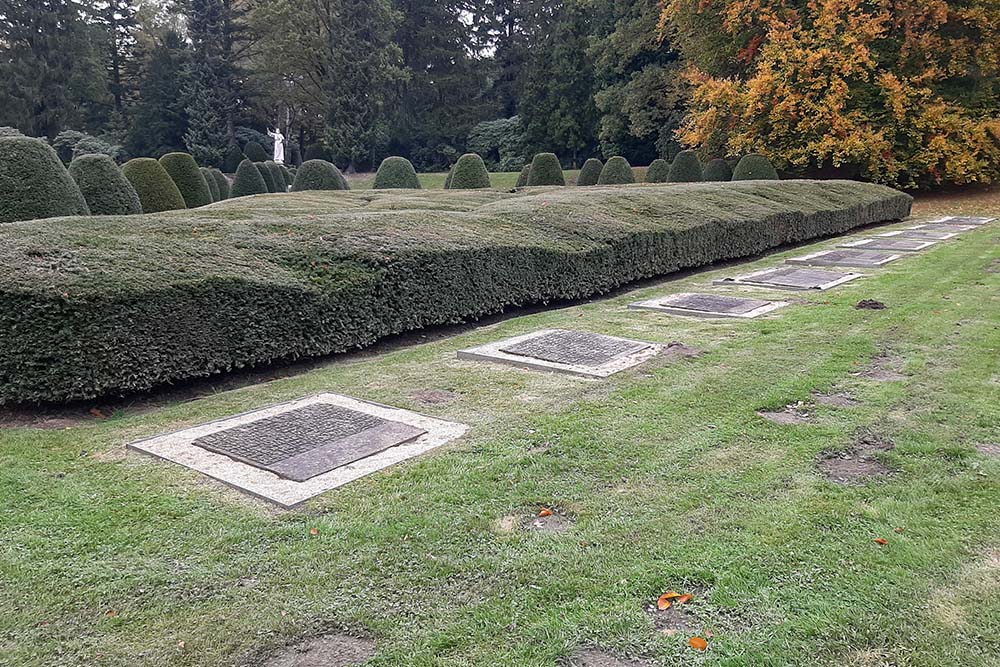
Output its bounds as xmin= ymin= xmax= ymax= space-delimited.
xmin=128 ymin=215 xmax=994 ymax=506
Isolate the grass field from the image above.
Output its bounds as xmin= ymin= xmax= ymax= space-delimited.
xmin=0 ymin=190 xmax=997 ymax=666
xmin=345 ymin=168 xmax=651 ymax=190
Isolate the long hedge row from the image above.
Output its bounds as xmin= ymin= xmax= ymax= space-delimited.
xmin=0 ymin=180 xmax=911 ymax=403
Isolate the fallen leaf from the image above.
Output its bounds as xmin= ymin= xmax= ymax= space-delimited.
xmin=676 ymin=593 xmax=694 ymax=604
xmin=89 ymin=408 xmax=107 ymax=419
xmin=538 ymin=508 xmax=553 ymax=518
xmin=874 ymin=537 xmax=889 ymax=545
xmin=657 ymin=591 xmax=681 ymax=609
xmin=689 ymin=636 xmax=708 ymax=651
xmin=657 ymin=598 xmax=672 ymax=610
xmin=177 ymin=641 xmax=186 ymax=650
xmin=309 ymin=527 xmax=319 ymax=536
xmin=105 ymin=610 xmax=118 ymax=617
xmin=704 ymin=629 xmax=715 ymax=638
xmin=894 ymin=527 xmax=905 ymax=533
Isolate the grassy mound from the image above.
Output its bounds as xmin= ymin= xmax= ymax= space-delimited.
xmin=200 ymin=167 xmax=220 ymax=202
xmin=447 ymin=153 xmax=491 ymax=189
xmin=576 ymin=158 xmax=603 ymax=186
xmin=515 ymin=164 xmax=531 ymax=187
xmin=292 ymin=160 xmax=349 ymax=191
xmin=526 ymin=153 xmax=565 ymax=186
xmin=209 ymin=168 xmax=229 ymax=200
xmin=230 ymin=159 xmax=268 ymax=198
xmin=734 ymin=154 xmax=780 ymax=180
xmin=159 ymin=152 xmax=212 ymax=208
xmin=597 ymin=156 xmax=635 ymax=185
xmin=0 ymin=136 xmax=90 ymax=223
xmin=646 ymin=159 xmax=671 ymax=183
xmin=121 ymin=158 xmax=186 ymax=213
xmin=668 ymin=150 xmax=703 ymax=182
xmin=69 ymin=154 xmax=143 ymax=215
xmin=704 ymin=158 xmax=734 ymax=182
xmin=373 ymin=156 xmax=421 ymax=189
xmin=0 ymin=180 xmax=912 ymax=403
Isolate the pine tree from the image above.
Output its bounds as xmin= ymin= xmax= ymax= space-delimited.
xmin=126 ymin=31 xmax=190 ymax=157
xmin=92 ymin=0 xmax=140 ymax=117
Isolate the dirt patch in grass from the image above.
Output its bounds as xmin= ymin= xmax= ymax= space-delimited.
xmin=660 ymin=342 xmax=703 ymax=361
xmin=564 ymin=647 xmax=656 ymax=667
xmin=497 ymin=507 xmax=574 ymax=534
xmin=258 ymin=633 xmax=376 ymax=667
xmin=855 ymin=299 xmax=887 ymax=310
xmin=410 ymin=389 xmax=458 ymax=405
xmin=758 ymin=401 xmax=813 ymax=425
xmin=976 ymin=443 xmax=1000 ymax=458
xmin=857 ymin=353 xmax=908 ymax=382
xmin=813 ymin=392 xmax=860 ymax=408
xmin=818 ymin=427 xmax=895 ymax=485
xmin=987 ymin=259 xmax=1000 ymax=273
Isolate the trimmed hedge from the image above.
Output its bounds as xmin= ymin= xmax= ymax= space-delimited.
xmin=704 ymin=159 xmax=734 ymax=182
xmin=576 ymin=158 xmax=603 ymax=186
xmin=668 ymin=150 xmax=703 ymax=182
xmin=526 ymin=153 xmax=565 ymax=186
xmin=646 ymin=159 xmax=671 ymax=183
xmin=733 ymin=154 xmax=780 ymax=180
xmin=200 ymin=167 xmax=220 ymax=202
xmin=223 ymin=144 xmax=244 ymax=174
xmin=374 ymin=156 xmax=421 ymax=189
xmin=69 ymin=154 xmax=143 ymax=215
xmin=597 ymin=156 xmax=635 ymax=185
xmin=160 ymin=152 xmax=213 ymax=208
xmin=447 ymin=153 xmax=491 ymax=189
xmin=0 ymin=137 xmax=90 ymax=223
xmin=255 ymin=161 xmax=278 ymax=192
xmin=244 ymin=141 xmax=268 ymax=162
xmin=0 ymin=180 xmax=912 ymax=403
xmin=210 ymin=168 xmax=230 ymax=200
xmin=515 ymin=164 xmax=531 ymax=187
xmin=122 ymin=158 xmax=186 ymax=213
xmin=230 ymin=159 xmax=268 ymax=198
xmin=279 ymin=165 xmax=293 ymax=189
xmin=291 ymin=160 xmax=348 ymax=191
xmin=264 ymin=161 xmax=287 ymax=192
xmin=444 ymin=164 xmax=455 ymax=189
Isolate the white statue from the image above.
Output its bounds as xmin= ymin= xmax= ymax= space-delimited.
xmin=267 ymin=127 xmax=285 ymax=165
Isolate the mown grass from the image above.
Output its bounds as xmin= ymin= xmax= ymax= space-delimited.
xmin=347 ymin=167 xmax=649 ymax=190
xmin=0 ymin=192 xmax=997 ymax=666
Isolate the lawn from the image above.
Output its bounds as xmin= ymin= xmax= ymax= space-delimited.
xmin=345 ymin=167 xmax=652 ymax=189
xmin=0 ymin=189 xmax=997 ymax=666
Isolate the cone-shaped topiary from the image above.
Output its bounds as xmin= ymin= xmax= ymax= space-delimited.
xmin=244 ymin=141 xmax=268 ymax=162
xmin=122 ymin=157 xmax=186 ymax=213
xmin=230 ymin=159 xmax=268 ymax=198
xmin=223 ymin=143 xmax=244 ymax=173
xmin=159 ymin=152 xmax=212 ymax=207
xmin=597 ymin=156 xmax=635 ymax=185
xmin=703 ymin=158 xmax=734 ymax=182
xmin=446 ymin=153 xmax=491 ymax=189
xmin=263 ymin=161 xmax=286 ymax=192
xmin=291 ymin=159 xmax=348 ymax=191
xmin=210 ymin=168 xmax=229 ymax=200
xmin=200 ymin=167 xmax=220 ymax=202
xmin=515 ymin=164 xmax=531 ymax=187
xmin=526 ymin=153 xmax=565 ymax=186
xmin=279 ymin=165 xmax=293 ymax=189
xmin=69 ymin=153 xmax=142 ymax=215
xmin=646 ymin=158 xmax=671 ymax=183
xmin=254 ymin=161 xmax=277 ymax=192
xmin=576 ymin=158 xmax=603 ymax=186
xmin=0 ymin=136 xmax=90 ymax=223
xmin=668 ymin=150 xmax=703 ymax=182
xmin=732 ymin=153 xmax=779 ymax=180
xmin=444 ymin=164 xmax=455 ymax=189
xmin=373 ymin=156 xmax=421 ymax=189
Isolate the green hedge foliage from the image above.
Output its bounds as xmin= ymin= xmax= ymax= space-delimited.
xmin=200 ymin=167 xmax=220 ymax=202
xmin=373 ymin=156 xmax=421 ymax=189
xmin=121 ymin=158 xmax=186 ymax=213
xmin=255 ymin=161 xmax=278 ymax=192
xmin=515 ymin=164 xmax=531 ymax=187
xmin=223 ymin=143 xmax=245 ymax=173
xmin=597 ymin=156 xmax=635 ymax=185
xmin=447 ymin=153 xmax=491 ymax=189
xmin=576 ymin=158 xmax=603 ymax=186
xmin=264 ymin=161 xmax=286 ymax=192
xmin=230 ymin=159 xmax=268 ymax=198
xmin=0 ymin=180 xmax=912 ymax=402
xmin=159 ymin=152 xmax=212 ymax=208
xmin=69 ymin=154 xmax=143 ymax=215
xmin=668 ymin=150 xmax=703 ymax=182
xmin=526 ymin=153 xmax=565 ymax=186
xmin=291 ymin=160 xmax=349 ymax=191
xmin=646 ymin=159 xmax=671 ymax=183
xmin=279 ymin=165 xmax=293 ymax=189
xmin=244 ymin=141 xmax=268 ymax=162
xmin=0 ymin=136 xmax=90 ymax=223
xmin=733 ymin=154 xmax=780 ymax=180
xmin=704 ymin=159 xmax=734 ymax=182
xmin=210 ymin=168 xmax=230 ymax=200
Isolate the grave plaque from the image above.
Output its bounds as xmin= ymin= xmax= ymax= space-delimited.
xmin=878 ymin=229 xmax=957 ymax=241
xmin=786 ymin=249 xmax=900 ymax=268
xmin=940 ymin=216 xmax=994 ymax=225
xmin=500 ymin=330 xmax=650 ymax=367
xmin=910 ymin=223 xmax=977 ymax=232
xmin=715 ymin=266 xmax=861 ymax=291
xmin=629 ymin=292 xmax=785 ymax=319
xmin=840 ymin=238 xmax=936 ymax=252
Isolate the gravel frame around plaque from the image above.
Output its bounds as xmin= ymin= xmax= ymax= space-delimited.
xmin=714 ymin=266 xmax=863 ymax=291
xmin=127 ymin=393 xmax=469 ymax=507
xmin=878 ymin=229 xmax=958 ymax=241
xmin=629 ymin=292 xmax=789 ymax=319
xmin=839 ymin=238 xmax=937 ymax=252
xmin=457 ymin=329 xmax=662 ymax=378
xmin=786 ymin=248 xmax=902 ymax=268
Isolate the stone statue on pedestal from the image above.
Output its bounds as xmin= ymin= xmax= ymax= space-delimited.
xmin=267 ymin=128 xmax=285 ymax=165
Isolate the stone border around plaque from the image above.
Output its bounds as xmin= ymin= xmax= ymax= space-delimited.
xmin=714 ymin=266 xmax=864 ymax=291
xmin=629 ymin=292 xmax=789 ymax=319
xmin=878 ymin=229 xmax=958 ymax=241
xmin=127 ymin=393 xmax=469 ymax=508
xmin=456 ymin=328 xmax=662 ymax=379
xmin=936 ymin=215 xmax=995 ymax=225
xmin=839 ymin=238 xmax=937 ymax=252
xmin=909 ymin=222 xmax=978 ymax=232
xmin=786 ymin=248 xmax=902 ymax=268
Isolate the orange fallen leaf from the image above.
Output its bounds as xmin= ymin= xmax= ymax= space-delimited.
xmin=657 ymin=591 xmax=681 ymax=609
xmin=689 ymin=636 xmax=708 ymax=651
xmin=89 ymin=407 xmax=107 ymax=419
xmin=657 ymin=598 xmax=672 ymax=610
xmin=105 ymin=610 xmax=118 ymax=617
xmin=309 ymin=527 xmax=319 ymax=536
xmin=538 ymin=508 xmax=553 ymax=517
xmin=894 ymin=527 xmax=905 ymax=533
xmin=874 ymin=537 xmax=888 ymax=545
xmin=676 ymin=593 xmax=694 ymax=604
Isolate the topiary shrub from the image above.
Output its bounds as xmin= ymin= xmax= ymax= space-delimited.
xmin=526 ymin=153 xmax=565 ymax=186
xmin=646 ymin=159 xmax=671 ymax=183
xmin=668 ymin=150 xmax=703 ymax=182
xmin=229 ymin=159 xmax=268 ymax=198
xmin=515 ymin=164 xmax=531 ymax=187
xmin=373 ymin=156 xmax=421 ymax=189
xmin=291 ymin=159 xmax=348 ymax=191
xmin=576 ymin=158 xmax=603 ymax=186
xmin=121 ymin=158 xmax=186 ymax=213
xmin=303 ymin=144 xmax=330 ymax=161
xmin=222 ymin=143 xmax=244 ymax=173
xmin=279 ymin=165 xmax=293 ymax=189
xmin=200 ymin=167 xmax=220 ymax=202
xmin=0 ymin=136 xmax=90 ymax=223
xmin=254 ymin=161 xmax=278 ymax=193
xmin=597 ymin=156 xmax=635 ymax=185
xmin=264 ymin=161 xmax=286 ymax=192
xmin=159 ymin=152 xmax=213 ymax=208
xmin=444 ymin=164 xmax=455 ymax=189
xmin=69 ymin=154 xmax=143 ymax=215
xmin=733 ymin=153 xmax=780 ymax=180
xmin=447 ymin=153 xmax=491 ymax=189
xmin=703 ymin=159 xmax=734 ymax=182
xmin=243 ymin=141 xmax=268 ymax=162
xmin=210 ymin=168 xmax=230 ymax=200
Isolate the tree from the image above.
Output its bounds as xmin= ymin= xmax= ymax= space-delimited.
xmin=126 ymin=31 xmax=190 ymax=157
xmin=92 ymin=0 xmax=140 ymax=117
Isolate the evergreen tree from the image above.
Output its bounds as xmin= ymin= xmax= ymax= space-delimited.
xmin=126 ymin=31 xmax=190 ymax=157
xmin=92 ymin=0 xmax=140 ymax=117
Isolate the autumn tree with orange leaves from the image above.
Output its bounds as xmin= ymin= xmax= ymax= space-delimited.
xmin=660 ymin=0 xmax=1000 ymax=188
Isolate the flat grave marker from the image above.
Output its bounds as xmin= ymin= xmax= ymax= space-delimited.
xmin=714 ymin=266 xmax=863 ymax=291
xmin=457 ymin=329 xmax=661 ymax=378
xmin=839 ymin=237 xmax=937 ymax=252
xmin=878 ymin=229 xmax=958 ymax=241
xmin=909 ymin=222 xmax=978 ymax=232
xmin=936 ymin=216 xmax=995 ymax=226
xmin=786 ymin=248 xmax=902 ymax=268
xmin=629 ymin=292 xmax=788 ymax=319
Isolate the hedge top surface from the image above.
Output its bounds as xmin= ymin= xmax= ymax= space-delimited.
xmin=69 ymin=153 xmax=143 ymax=216
xmin=447 ymin=153 xmax=491 ymax=189
xmin=200 ymin=167 xmax=220 ymax=202
xmin=668 ymin=150 xmax=703 ymax=182
xmin=255 ymin=161 xmax=278 ymax=193
xmin=0 ymin=136 xmax=90 ymax=223
xmin=263 ymin=161 xmax=287 ymax=193
xmin=291 ymin=160 xmax=348 ymax=192
xmin=526 ymin=153 xmax=565 ymax=186
xmin=209 ymin=168 xmax=229 ymax=200
xmin=244 ymin=141 xmax=268 ymax=162
xmin=597 ymin=156 xmax=635 ymax=185
xmin=646 ymin=158 xmax=671 ymax=183
xmin=515 ymin=164 xmax=531 ymax=187
xmin=704 ymin=158 xmax=734 ymax=182
xmin=230 ymin=159 xmax=268 ymax=198
xmin=373 ymin=156 xmax=421 ymax=189
xmin=159 ymin=152 xmax=213 ymax=208
xmin=576 ymin=158 xmax=603 ymax=186
xmin=733 ymin=153 xmax=780 ymax=180
xmin=121 ymin=157 xmax=186 ymax=213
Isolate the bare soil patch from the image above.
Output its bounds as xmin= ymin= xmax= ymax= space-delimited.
xmin=975 ymin=443 xmax=1000 ymax=458
xmin=857 ymin=353 xmax=907 ymax=382
xmin=758 ymin=401 xmax=813 ymax=425
xmin=258 ymin=633 xmax=375 ymax=667
xmin=410 ymin=389 xmax=458 ymax=405
xmin=813 ymin=392 xmax=860 ymax=408
xmin=818 ymin=427 xmax=895 ymax=484
xmin=564 ymin=648 xmax=656 ymax=667
xmin=498 ymin=507 xmax=574 ymax=534
xmin=659 ymin=341 xmax=703 ymax=361
xmin=855 ymin=299 xmax=887 ymax=310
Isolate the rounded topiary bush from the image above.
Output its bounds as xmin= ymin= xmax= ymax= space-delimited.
xmin=515 ymin=164 xmax=531 ymax=187
xmin=230 ymin=159 xmax=268 ymax=198
xmin=253 ymin=161 xmax=277 ymax=192
xmin=223 ymin=143 xmax=244 ymax=173
xmin=0 ymin=136 xmax=90 ymax=223
xmin=159 ymin=152 xmax=212 ymax=207
xmin=646 ymin=158 xmax=671 ymax=183
xmin=732 ymin=153 xmax=780 ymax=180
xmin=597 ymin=156 xmax=635 ymax=185
xmin=244 ymin=141 xmax=268 ymax=162
xmin=279 ymin=165 xmax=293 ymax=189
xmin=526 ymin=153 xmax=565 ymax=186
xmin=575 ymin=158 xmax=603 ymax=186
xmin=703 ymin=158 xmax=734 ymax=182
xmin=264 ymin=161 xmax=286 ymax=192
xmin=209 ymin=168 xmax=229 ymax=200
xmin=69 ymin=154 xmax=143 ymax=215
xmin=447 ymin=153 xmax=491 ymax=189
xmin=291 ymin=159 xmax=348 ymax=191
xmin=373 ymin=156 xmax=421 ymax=189
xmin=200 ymin=167 xmax=220 ymax=202
xmin=122 ymin=158 xmax=186 ymax=213
xmin=668 ymin=150 xmax=703 ymax=182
